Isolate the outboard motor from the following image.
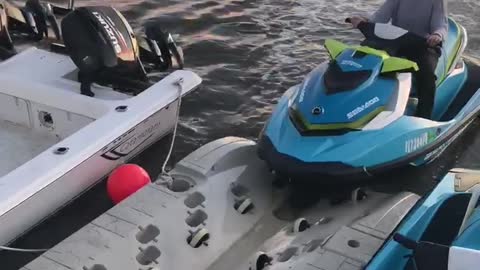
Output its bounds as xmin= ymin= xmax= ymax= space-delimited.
xmin=61 ymin=6 xmax=184 ymax=96
xmin=62 ymin=6 xmax=146 ymax=96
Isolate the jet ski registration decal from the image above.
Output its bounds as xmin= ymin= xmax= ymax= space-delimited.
xmin=405 ymin=131 xmax=437 ymax=153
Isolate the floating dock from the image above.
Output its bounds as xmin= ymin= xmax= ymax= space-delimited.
xmin=23 ymin=137 xmax=419 ymax=270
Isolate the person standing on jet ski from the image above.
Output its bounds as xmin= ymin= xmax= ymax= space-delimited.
xmin=349 ymin=0 xmax=448 ymax=119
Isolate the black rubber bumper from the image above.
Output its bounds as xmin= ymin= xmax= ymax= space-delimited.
xmin=257 ymin=135 xmax=373 ymax=179
xmin=257 ymin=113 xmax=477 ymax=180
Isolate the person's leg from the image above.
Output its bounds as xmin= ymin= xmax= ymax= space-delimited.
xmin=396 ymin=46 xmax=440 ymax=119
xmin=413 ymin=48 xmax=440 ymax=119
xmin=78 ymin=70 xmax=95 ymax=97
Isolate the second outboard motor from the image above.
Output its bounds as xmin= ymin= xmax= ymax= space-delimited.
xmin=141 ymin=23 xmax=184 ymax=71
xmin=0 ymin=2 xmax=14 ymax=58
xmin=24 ymin=0 xmax=61 ymax=40
xmin=61 ymin=6 xmax=147 ymax=96
xmin=2 ymin=0 xmax=60 ymax=41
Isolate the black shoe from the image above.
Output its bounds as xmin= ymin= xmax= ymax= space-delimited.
xmin=81 ymin=89 xmax=95 ymax=97
xmin=414 ymin=107 xmax=432 ymax=119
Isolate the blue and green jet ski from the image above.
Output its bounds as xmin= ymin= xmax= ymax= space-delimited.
xmin=367 ymin=168 xmax=480 ymax=270
xmin=258 ymin=18 xmax=480 ymax=179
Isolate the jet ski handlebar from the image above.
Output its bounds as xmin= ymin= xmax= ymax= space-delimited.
xmin=345 ymin=17 xmax=440 ymax=54
xmin=393 ymin=233 xmax=418 ymax=250
xmin=393 ymin=233 xmax=451 ymax=270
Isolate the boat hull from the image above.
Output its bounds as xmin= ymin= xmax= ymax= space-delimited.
xmin=0 ymin=103 xmax=176 ymax=245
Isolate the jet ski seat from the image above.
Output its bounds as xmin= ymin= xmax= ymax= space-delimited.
xmin=414 ymin=183 xmax=480 ymax=249
xmin=418 ymin=193 xmax=471 ymax=247
xmin=398 ymin=192 xmax=472 ymax=269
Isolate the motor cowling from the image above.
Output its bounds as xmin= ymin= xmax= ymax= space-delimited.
xmin=61 ymin=6 xmax=146 ymax=88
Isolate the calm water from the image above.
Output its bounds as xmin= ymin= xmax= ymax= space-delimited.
xmin=3 ymin=0 xmax=480 ymax=268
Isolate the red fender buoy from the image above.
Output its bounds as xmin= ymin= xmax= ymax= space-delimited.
xmin=107 ymin=164 xmax=151 ymax=204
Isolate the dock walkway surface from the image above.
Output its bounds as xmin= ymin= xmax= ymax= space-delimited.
xmin=23 ymin=137 xmax=418 ymax=270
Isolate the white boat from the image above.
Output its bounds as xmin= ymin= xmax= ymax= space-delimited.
xmin=0 ymin=46 xmax=201 ymax=246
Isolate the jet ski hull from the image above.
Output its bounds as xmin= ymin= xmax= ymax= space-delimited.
xmin=258 ymin=31 xmax=480 ymax=181
xmin=258 ymin=95 xmax=480 ymax=180
xmin=367 ymin=168 xmax=480 ymax=269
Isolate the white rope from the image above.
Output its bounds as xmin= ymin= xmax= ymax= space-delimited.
xmin=159 ymin=77 xmax=184 ymax=185
xmin=0 ymin=245 xmax=48 ymax=252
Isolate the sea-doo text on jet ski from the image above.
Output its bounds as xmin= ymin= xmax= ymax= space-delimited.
xmin=258 ymin=18 xmax=480 ymax=180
